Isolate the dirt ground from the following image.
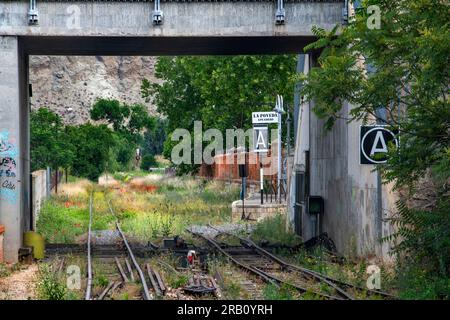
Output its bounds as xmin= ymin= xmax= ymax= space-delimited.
xmin=0 ymin=264 xmax=38 ymax=300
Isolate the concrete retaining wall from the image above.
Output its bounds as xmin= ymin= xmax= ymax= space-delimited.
xmin=31 ymin=169 xmax=49 ymax=231
xmin=232 ymin=199 xmax=287 ymax=222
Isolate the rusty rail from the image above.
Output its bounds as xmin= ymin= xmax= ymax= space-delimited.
xmin=108 ymin=201 xmax=153 ymax=300
xmin=208 ymin=224 xmax=396 ymax=300
xmin=188 ymin=228 xmax=341 ymax=300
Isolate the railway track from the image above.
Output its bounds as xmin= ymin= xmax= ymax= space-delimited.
xmin=47 ymin=191 xmax=395 ymax=300
xmin=188 ymin=227 xmax=341 ymax=300
xmin=84 ymin=194 xmax=155 ymax=300
xmin=189 ymin=225 xmax=396 ymax=300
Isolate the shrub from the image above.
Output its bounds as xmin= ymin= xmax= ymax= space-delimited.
xmin=263 ymin=283 xmax=295 ymax=300
xmin=36 ymin=264 xmax=67 ymax=300
xmin=251 ymin=214 xmax=302 ymax=246
xmin=140 ymin=154 xmax=156 ymax=171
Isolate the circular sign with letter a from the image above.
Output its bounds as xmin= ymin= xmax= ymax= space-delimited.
xmin=360 ymin=126 xmax=398 ymax=164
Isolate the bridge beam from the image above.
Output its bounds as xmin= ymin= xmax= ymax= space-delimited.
xmin=0 ymin=1 xmax=343 ymax=37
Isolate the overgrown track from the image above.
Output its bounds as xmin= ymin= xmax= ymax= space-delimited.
xmin=108 ymin=200 xmax=152 ymax=300
xmin=188 ymin=228 xmax=342 ymax=300
xmin=209 ymin=225 xmax=397 ymax=300
xmin=84 ymin=194 xmax=152 ymax=300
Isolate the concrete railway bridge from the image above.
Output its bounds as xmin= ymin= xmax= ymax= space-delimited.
xmin=0 ymin=0 xmax=395 ymax=263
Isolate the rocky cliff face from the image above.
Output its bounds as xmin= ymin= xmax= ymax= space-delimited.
xmin=29 ymin=56 xmax=160 ymax=124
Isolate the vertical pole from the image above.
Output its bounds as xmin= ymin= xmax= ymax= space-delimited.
xmin=286 ymin=112 xmax=291 ymax=156
xmin=46 ymin=167 xmax=51 ymax=196
xmin=55 ymin=168 xmax=58 ymax=194
xmin=277 ymin=109 xmax=282 ymax=203
xmin=260 ymin=154 xmax=264 ymax=205
xmin=241 ymin=175 xmax=245 ymax=220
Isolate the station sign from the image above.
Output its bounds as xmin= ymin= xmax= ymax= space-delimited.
xmin=253 ymin=126 xmax=269 ymax=153
xmin=360 ymin=126 xmax=398 ymax=164
xmin=252 ymin=112 xmax=279 ymax=124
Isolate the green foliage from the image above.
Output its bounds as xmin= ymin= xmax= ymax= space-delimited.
xmin=251 ymin=214 xmax=302 ymax=246
xmin=169 ymin=274 xmax=189 ymax=289
xmin=90 ymin=98 xmax=156 ymax=168
xmin=36 ymin=197 xmax=115 ymax=243
xmin=36 ymin=264 xmax=67 ymax=300
xmin=263 ymin=283 xmax=295 ymax=300
xmin=384 ymin=198 xmax=450 ymax=299
xmin=142 ymin=55 xmax=297 ymax=172
xmin=225 ymin=281 xmax=244 ymax=300
xmin=301 ymin=0 xmax=449 ymax=189
xmin=0 ymin=263 xmax=10 ymax=278
xmin=66 ymin=124 xmax=115 ymax=181
xmin=300 ymin=0 xmax=449 ymax=299
xmin=388 ymin=199 xmax=450 ymax=274
xmin=90 ymin=98 xmax=154 ymax=138
xmin=30 ymin=108 xmax=75 ymax=171
xmin=142 ymin=117 xmax=167 ymax=157
xmin=36 ymin=201 xmax=87 ymax=243
xmin=120 ymin=211 xmax=179 ymax=241
xmin=89 ymin=99 xmax=126 ymax=131
xmin=140 ymin=154 xmax=156 ymax=171
xmin=395 ymin=262 xmax=450 ymax=300
xmin=93 ymin=274 xmax=109 ymax=288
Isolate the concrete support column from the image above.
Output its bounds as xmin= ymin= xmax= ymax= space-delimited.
xmin=0 ymin=36 xmax=27 ymax=263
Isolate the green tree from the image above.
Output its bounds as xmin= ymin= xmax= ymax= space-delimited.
xmin=142 ymin=55 xmax=297 ymax=172
xmin=140 ymin=154 xmax=156 ymax=171
xmin=300 ymin=0 xmax=449 ymax=298
xmin=65 ymin=124 xmax=115 ymax=181
xmin=90 ymin=98 xmax=155 ymax=167
xmin=142 ymin=117 xmax=167 ymax=157
xmin=90 ymin=98 xmax=155 ymax=141
xmin=30 ymin=108 xmax=74 ymax=172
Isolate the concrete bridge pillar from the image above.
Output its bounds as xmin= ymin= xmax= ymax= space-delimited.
xmin=0 ymin=36 xmax=29 ymax=263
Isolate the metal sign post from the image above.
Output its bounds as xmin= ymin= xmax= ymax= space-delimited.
xmin=239 ymin=163 xmax=248 ymax=220
xmin=260 ymin=154 xmax=264 ymax=204
xmin=252 ymin=126 xmax=268 ymax=205
xmin=274 ymin=95 xmax=284 ymax=203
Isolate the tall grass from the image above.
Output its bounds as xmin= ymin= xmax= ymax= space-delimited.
xmin=37 ymin=194 xmax=116 ymax=243
xmin=37 ymin=175 xmax=239 ymax=243
xmin=251 ymin=214 xmax=302 ymax=246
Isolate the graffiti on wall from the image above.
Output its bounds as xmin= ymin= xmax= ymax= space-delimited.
xmin=0 ymin=157 xmax=16 ymax=177
xmin=0 ymin=131 xmax=18 ymax=204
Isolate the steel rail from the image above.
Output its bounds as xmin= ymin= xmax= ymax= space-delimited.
xmin=108 ymin=201 xmax=153 ymax=300
xmin=207 ymin=224 xmax=353 ymax=300
xmin=246 ymin=237 xmax=354 ymax=299
xmin=245 ymin=237 xmax=396 ymax=299
xmin=188 ymin=229 xmax=341 ymax=300
xmin=85 ymin=193 xmax=93 ymax=300
xmin=208 ymin=224 xmax=396 ymax=299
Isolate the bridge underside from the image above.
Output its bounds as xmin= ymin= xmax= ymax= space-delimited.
xmin=21 ymin=35 xmax=316 ymax=55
